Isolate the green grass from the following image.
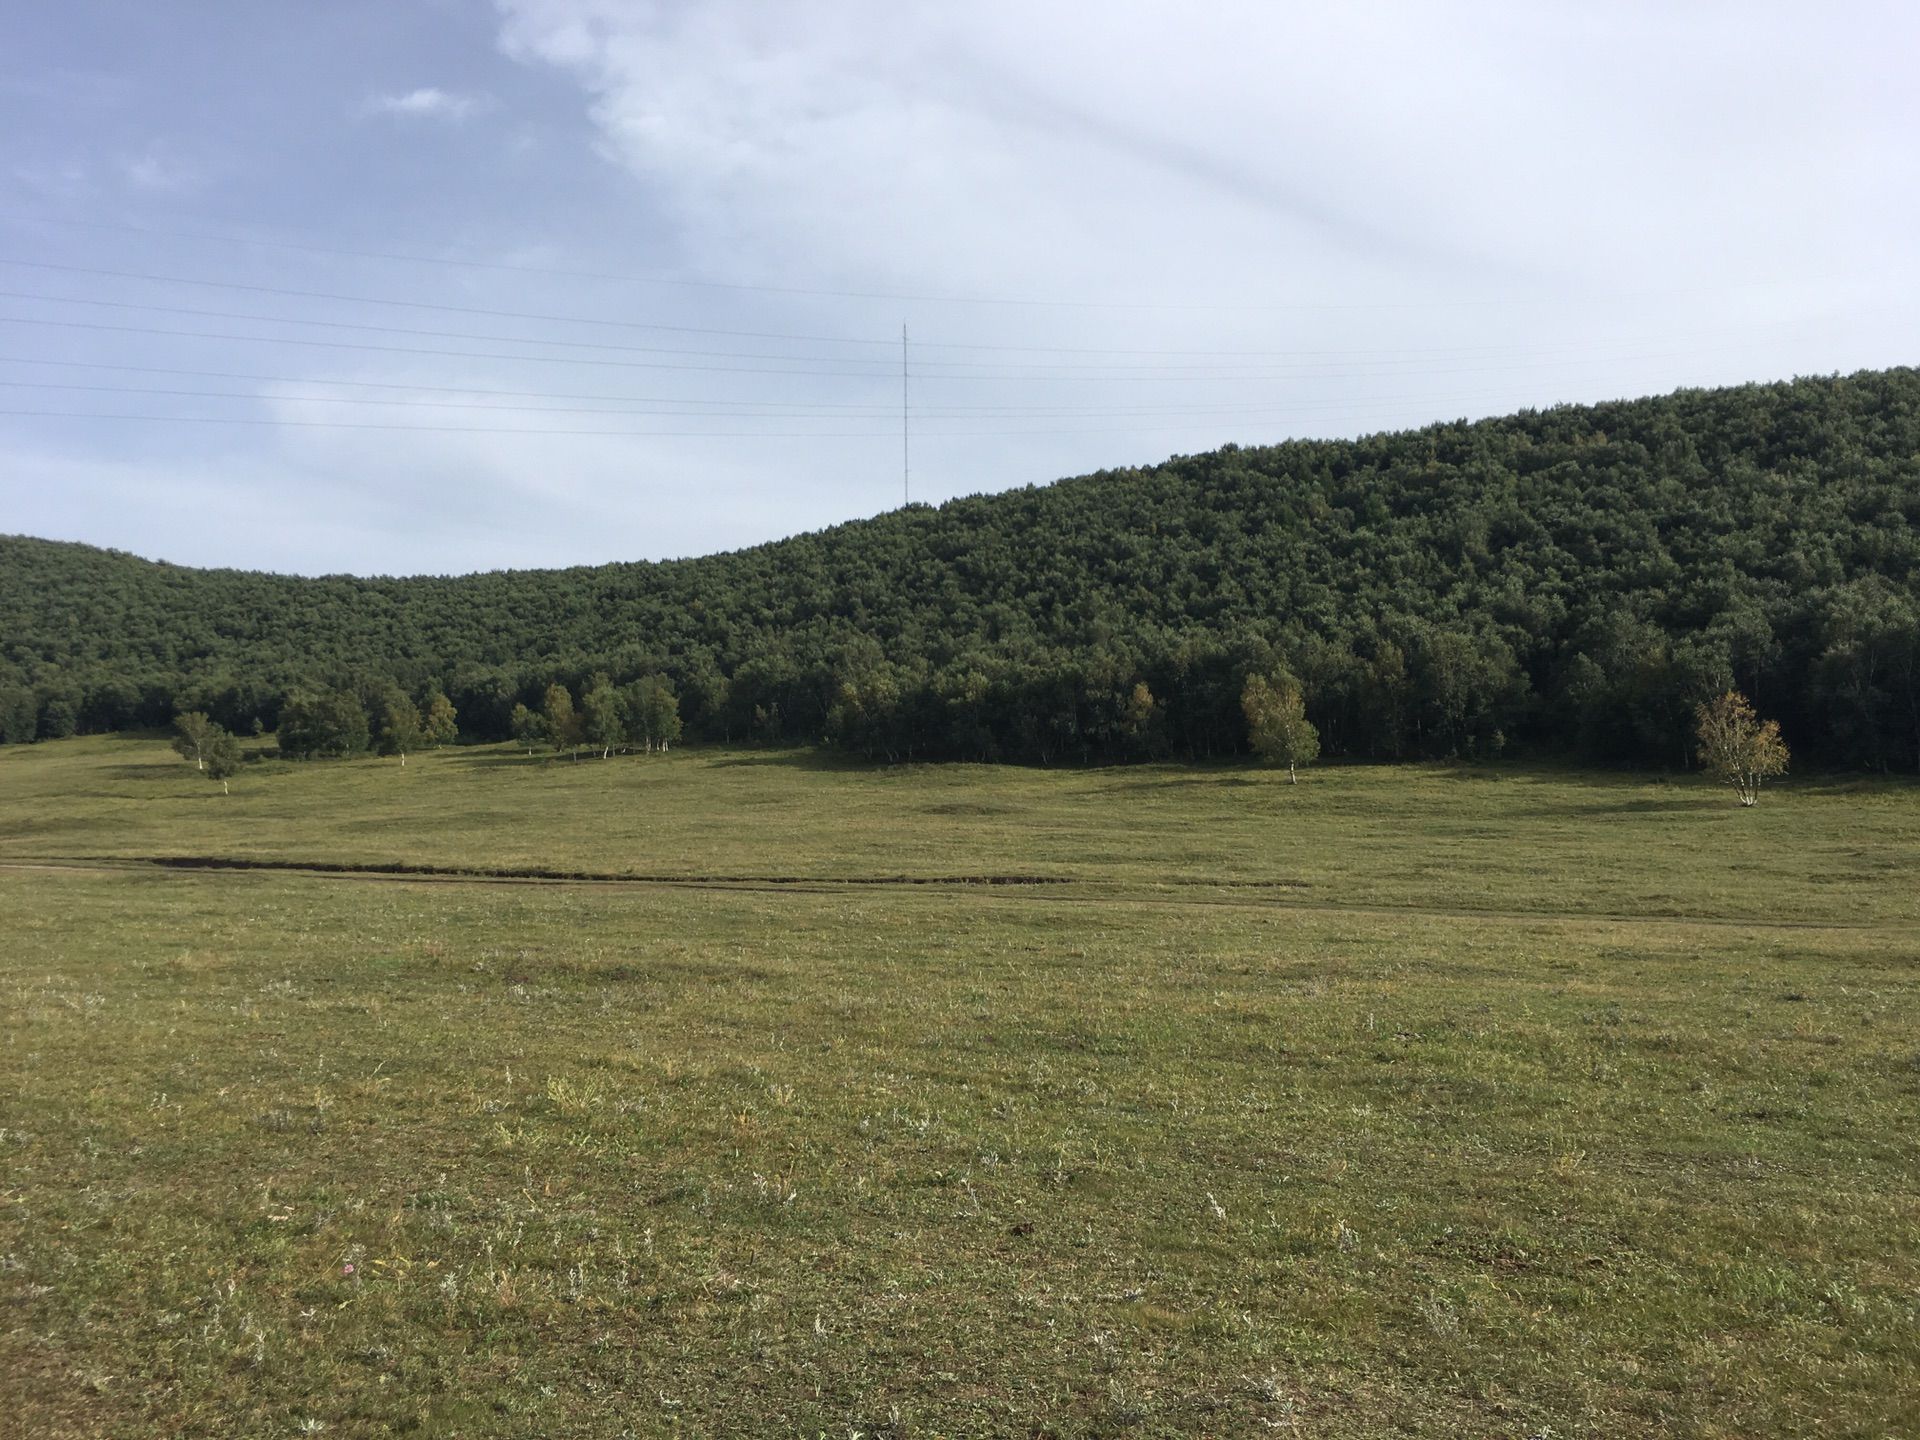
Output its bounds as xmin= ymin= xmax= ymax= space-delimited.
xmin=3 ymin=738 xmax=1918 ymax=1437
xmin=6 ymin=735 xmax=1918 ymax=924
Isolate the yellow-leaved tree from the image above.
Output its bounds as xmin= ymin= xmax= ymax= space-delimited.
xmin=1694 ymin=690 xmax=1788 ymax=806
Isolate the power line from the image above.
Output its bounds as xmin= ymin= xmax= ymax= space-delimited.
xmin=0 ymin=257 xmax=1809 ymax=368
xmin=0 ymin=213 xmax=1520 ymax=312
xmin=2 ymin=209 xmax=1875 ymax=314
xmin=0 ymin=275 xmax=1670 ymax=374
xmin=0 ymin=392 xmax=1596 ymax=441
xmin=0 ymin=407 xmax=898 ymax=438
xmin=17 ymin=283 xmax=1585 ymax=375
xmin=0 ymin=379 xmax=906 ymax=419
xmin=0 ymin=287 xmax=903 ymax=368
xmin=0 ymin=311 xmax=1727 ymax=386
xmin=0 ymin=355 xmax=897 ymax=410
xmin=0 ymin=314 xmax=903 ymax=377
xmin=0 ymin=251 xmax=1689 ymax=361
xmin=0 ymin=255 xmax=890 ymax=347
xmin=0 ymin=365 xmax=1626 ymax=421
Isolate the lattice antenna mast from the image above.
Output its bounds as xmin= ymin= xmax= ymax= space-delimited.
xmin=901 ymin=322 xmax=910 ymax=507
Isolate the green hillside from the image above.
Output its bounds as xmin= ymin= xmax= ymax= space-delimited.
xmin=4 ymin=367 xmax=1919 ymax=768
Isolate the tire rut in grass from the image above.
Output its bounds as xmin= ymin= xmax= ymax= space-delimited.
xmin=141 ymin=854 xmax=1073 ymax=889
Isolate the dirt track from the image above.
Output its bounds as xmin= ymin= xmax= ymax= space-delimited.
xmin=0 ymin=854 xmax=1888 ymax=934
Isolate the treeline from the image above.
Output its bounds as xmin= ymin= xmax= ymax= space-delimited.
xmin=275 ymin=681 xmax=456 ymax=761
xmin=250 ymin=674 xmax=681 ymax=762
xmin=3 ymin=368 xmax=1918 ymax=770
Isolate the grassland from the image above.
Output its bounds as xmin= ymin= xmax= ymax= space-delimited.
xmin=3 ymin=737 xmax=1918 ymax=1438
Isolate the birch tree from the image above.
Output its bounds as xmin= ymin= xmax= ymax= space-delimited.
xmin=581 ymin=674 xmax=623 ymax=759
xmin=623 ymin=674 xmax=682 ymax=753
xmin=509 ymin=702 xmax=544 ymax=756
xmin=172 ymin=711 xmax=217 ymax=770
xmin=543 ymin=683 xmax=583 ymax=759
xmin=1242 ymin=671 xmax=1320 ymax=784
xmin=377 ymin=693 xmax=424 ymax=766
xmin=203 ymin=728 xmax=243 ymax=794
xmin=1695 ymin=689 xmax=1788 ymax=806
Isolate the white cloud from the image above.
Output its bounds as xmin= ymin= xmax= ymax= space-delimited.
xmin=368 ymin=87 xmax=483 ymax=121
xmin=121 ymin=144 xmax=203 ymax=192
xmin=492 ymin=0 xmax=1920 ymax=314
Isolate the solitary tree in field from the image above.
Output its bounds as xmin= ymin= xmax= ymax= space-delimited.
xmin=203 ymin=727 xmax=243 ymax=794
xmin=422 ymin=690 xmax=458 ymax=748
xmin=1695 ymin=689 xmax=1788 ymax=806
xmin=543 ymin=683 xmax=583 ymax=759
xmin=1242 ymin=671 xmax=1320 ymax=784
xmin=377 ymin=693 xmax=425 ymax=766
xmin=509 ymin=702 xmax=544 ymax=755
xmin=172 ymin=711 xmax=218 ymax=770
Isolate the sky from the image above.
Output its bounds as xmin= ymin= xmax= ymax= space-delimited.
xmin=2 ymin=0 xmax=1916 ymax=576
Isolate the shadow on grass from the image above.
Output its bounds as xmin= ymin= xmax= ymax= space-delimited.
xmin=1100 ymin=774 xmax=1262 ymax=795
xmin=1525 ymin=797 xmax=1707 ymax=818
xmin=442 ymin=750 xmax=550 ymax=769
xmin=703 ymin=748 xmax=871 ymax=773
xmin=1778 ymin=772 xmax=1920 ymax=796
xmin=1519 ymin=772 xmax=1920 ymax=815
xmin=101 ymin=763 xmax=185 ymax=780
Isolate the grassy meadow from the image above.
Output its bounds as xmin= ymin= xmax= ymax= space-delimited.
xmin=3 ymin=736 xmax=1918 ymax=1437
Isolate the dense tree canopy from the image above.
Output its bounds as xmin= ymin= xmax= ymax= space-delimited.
xmin=4 ymin=368 xmax=1918 ymax=769
xmin=278 ymin=687 xmax=371 ymax=759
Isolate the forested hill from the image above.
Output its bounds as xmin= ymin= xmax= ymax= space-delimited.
xmin=5 ymin=367 xmax=1920 ymax=769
